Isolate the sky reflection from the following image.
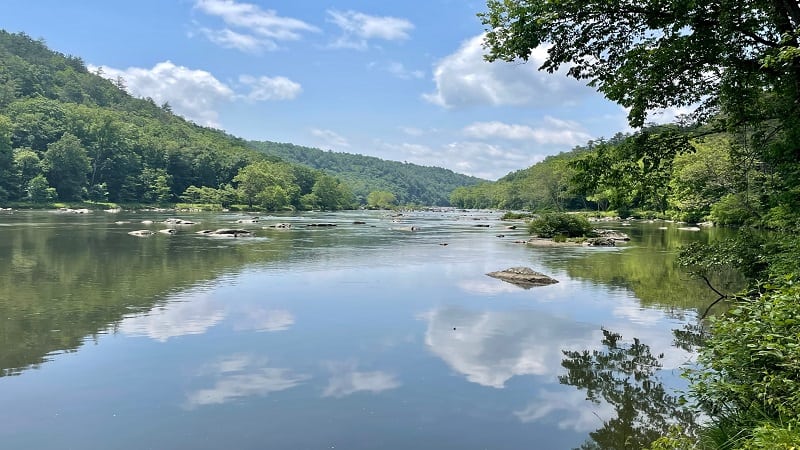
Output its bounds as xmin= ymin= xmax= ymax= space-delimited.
xmin=185 ymin=354 xmax=309 ymax=408
xmin=322 ymin=361 xmax=401 ymax=398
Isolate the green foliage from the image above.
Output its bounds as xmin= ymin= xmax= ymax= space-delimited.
xmin=311 ymin=174 xmax=352 ymax=210
xmin=248 ymin=140 xmax=482 ymax=206
xmin=366 ymin=190 xmax=397 ymax=209
xmin=479 ymin=0 xmax=800 ymax=131
xmin=450 ymin=146 xmax=591 ymax=210
xmin=686 ymin=283 xmax=800 ymax=447
xmin=711 ymin=194 xmax=759 ymax=227
xmin=527 ymin=212 xmax=592 ymax=238
xmin=26 ymin=174 xmax=55 ymax=202
xmin=500 ymin=211 xmax=533 ymax=220
xmin=41 ymin=132 xmax=90 ymax=201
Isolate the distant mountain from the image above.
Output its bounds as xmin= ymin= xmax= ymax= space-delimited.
xmin=248 ymin=141 xmax=485 ymax=206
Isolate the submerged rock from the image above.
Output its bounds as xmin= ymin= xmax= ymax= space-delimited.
xmin=486 ymin=267 xmax=558 ymax=288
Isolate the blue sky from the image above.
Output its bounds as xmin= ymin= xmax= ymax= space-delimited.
xmin=3 ymin=0 xmax=667 ymax=179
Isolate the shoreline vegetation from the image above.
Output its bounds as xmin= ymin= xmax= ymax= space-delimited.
xmin=479 ymin=1 xmax=800 ymax=448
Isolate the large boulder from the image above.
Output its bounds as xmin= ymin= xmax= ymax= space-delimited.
xmin=486 ymin=267 xmax=558 ymax=288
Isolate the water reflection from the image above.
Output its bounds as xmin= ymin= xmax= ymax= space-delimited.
xmin=118 ymin=287 xmax=295 ymax=341
xmin=514 ymin=389 xmax=615 ymax=432
xmin=322 ymin=361 xmax=401 ymax=398
xmin=185 ymin=354 xmax=309 ymax=408
xmin=119 ymin=293 xmax=225 ymax=342
xmin=559 ymin=330 xmax=698 ymax=450
xmin=421 ymin=306 xmax=600 ymax=388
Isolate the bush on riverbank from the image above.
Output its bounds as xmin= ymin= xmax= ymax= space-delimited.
xmin=527 ymin=212 xmax=593 ymax=238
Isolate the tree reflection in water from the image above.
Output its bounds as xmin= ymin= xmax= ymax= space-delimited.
xmin=560 ymin=329 xmax=698 ymax=450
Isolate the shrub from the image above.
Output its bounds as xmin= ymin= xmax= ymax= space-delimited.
xmin=527 ymin=212 xmax=593 ymax=238
xmin=688 ymin=283 xmax=800 ymax=440
xmin=501 ymin=211 xmax=533 ymax=220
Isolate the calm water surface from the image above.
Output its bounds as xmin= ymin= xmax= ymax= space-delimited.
xmin=0 ymin=210 xmax=729 ymax=449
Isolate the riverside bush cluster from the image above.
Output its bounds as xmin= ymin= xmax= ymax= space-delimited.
xmin=527 ymin=212 xmax=593 ymax=238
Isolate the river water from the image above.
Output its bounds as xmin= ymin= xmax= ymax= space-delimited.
xmin=0 ymin=209 xmax=732 ymax=449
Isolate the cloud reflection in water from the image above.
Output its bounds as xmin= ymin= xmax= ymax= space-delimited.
xmin=421 ymin=306 xmax=599 ymax=388
xmin=322 ymin=361 xmax=401 ymax=398
xmin=185 ymin=354 xmax=309 ymax=408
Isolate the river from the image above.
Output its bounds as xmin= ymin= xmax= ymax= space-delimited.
xmin=0 ymin=209 xmax=733 ymax=449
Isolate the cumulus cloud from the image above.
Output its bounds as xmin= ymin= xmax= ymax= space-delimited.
xmin=198 ymin=27 xmax=275 ymax=53
xmin=377 ymin=140 xmax=544 ymax=180
xmin=193 ymin=0 xmax=319 ymax=52
xmin=311 ymin=128 xmax=350 ymax=149
xmin=322 ymin=361 xmax=401 ymax=398
xmin=239 ymin=75 xmax=302 ymax=101
xmin=92 ymin=61 xmax=234 ymax=127
xmin=463 ymin=117 xmax=592 ymax=146
xmin=91 ymin=61 xmax=301 ymax=127
xmin=424 ymin=34 xmax=595 ymax=108
xmin=186 ymin=354 xmax=309 ymax=408
xmin=327 ymin=10 xmax=413 ymax=50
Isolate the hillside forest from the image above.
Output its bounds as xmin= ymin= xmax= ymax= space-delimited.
xmin=0 ymin=30 xmax=480 ymax=211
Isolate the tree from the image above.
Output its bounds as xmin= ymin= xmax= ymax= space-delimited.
xmin=233 ymin=161 xmax=299 ymax=210
xmin=0 ymin=115 xmax=14 ymax=201
xmin=13 ymin=147 xmax=41 ymax=193
xmin=481 ymin=0 xmax=800 ymax=224
xmin=367 ymin=190 xmax=397 ymax=209
xmin=480 ymin=0 xmax=800 ymax=130
xmin=26 ymin=174 xmax=56 ymax=203
xmin=41 ymin=132 xmax=90 ymax=201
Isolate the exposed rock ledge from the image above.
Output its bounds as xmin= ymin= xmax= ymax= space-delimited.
xmin=486 ymin=267 xmax=558 ymax=288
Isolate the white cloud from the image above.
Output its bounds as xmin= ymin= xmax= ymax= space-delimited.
xmin=463 ymin=117 xmax=592 ymax=146
xmin=322 ymin=362 xmax=401 ymax=398
xmin=377 ymin=140 xmax=545 ymax=180
xmin=371 ymin=61 xmax=424 ymax=80
xmin=327 ymin=10 xmax=413 ymax=50
xmin=311 ymin=128 xmax=350 ymax=149
xmin=424 ymin=34 xmax=596 ymax=108
xmin=239 ymin=75 xmax=302 ymax=101
xmin=186 ymin=354 xmax=309 ymax=408
xmin=198 ymin=27 xmax=276 ymax=53
xmin=92 ymin=61 xmax=234 ymax=127
xmin=194 ymin=0 xmax=319 ymax=51
xmin=90 ymin=62 xmax=302 ymax=127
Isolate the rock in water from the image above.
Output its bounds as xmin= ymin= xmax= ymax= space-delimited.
xmin=486 ymin=267 xmax=558 ymax=289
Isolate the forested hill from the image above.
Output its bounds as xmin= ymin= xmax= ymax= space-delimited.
xmin=0 ymin=30 xmax=275 ymax=205
xmin=248 ymin=140 xmax=484 ymax=206
xmin=0 ymin=30 xmax=472 ymax=209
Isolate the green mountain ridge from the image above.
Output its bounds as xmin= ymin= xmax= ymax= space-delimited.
xmin=0 ymin=29 xmax=478 ymax=208
xmin=248 ymin=140 xmax=484 ymax=206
